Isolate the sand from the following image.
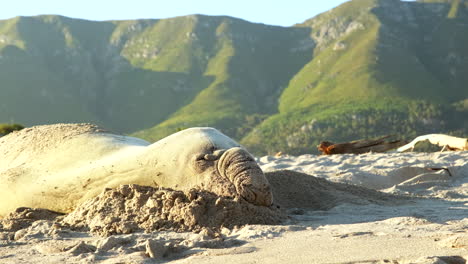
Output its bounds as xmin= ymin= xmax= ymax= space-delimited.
xmin=0 ymin=151 xmax=467 ymax=263
xmin=63 ymin=184 xmax=283 ymax=236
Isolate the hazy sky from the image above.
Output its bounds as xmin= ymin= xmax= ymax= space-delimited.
xmin=0 ymin=0 xmax=350 ymax=26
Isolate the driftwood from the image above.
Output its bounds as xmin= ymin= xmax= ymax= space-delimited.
xmin=317 ymin=135 xmax=406 ymax=155
xmin=397 ymin=134 xmax=468 ymax=152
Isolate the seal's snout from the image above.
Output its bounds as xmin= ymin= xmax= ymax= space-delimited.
xmin=218 ymin=147 xmax=273 ymax=206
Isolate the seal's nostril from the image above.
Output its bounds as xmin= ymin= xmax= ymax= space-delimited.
xmin=213 ymin=149 xmax=226 ymax=157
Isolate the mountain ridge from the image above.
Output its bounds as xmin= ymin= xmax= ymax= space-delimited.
xmin=0 ymin=0 xmax=466 ymax=154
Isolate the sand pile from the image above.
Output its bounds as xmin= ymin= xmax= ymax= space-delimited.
xmin=258 ymin=152 xmax=468 ymax=200
xmin=60 ymin=171 xmax=405 ymax=236
xmin=1 ymin=171 xmax=408 ymax=237
xmin=62 ymin=184 xmax=284 ymax=236
xmin=0 ymin=207 xmax=64 ymax=232
xmin=265 ymin=170 xmax=407 ymax=210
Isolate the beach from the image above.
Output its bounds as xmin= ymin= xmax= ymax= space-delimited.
xmin=1 ymin=151 xmax=467 ymax=264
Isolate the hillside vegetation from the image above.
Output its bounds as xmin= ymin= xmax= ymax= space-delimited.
xmin=0 ymin=123 xmax=24 ymax=136
xmin=0 ymin=0 xmax=467 ymax=155
xmin=242 ymin=0 xmax=468 ymax=154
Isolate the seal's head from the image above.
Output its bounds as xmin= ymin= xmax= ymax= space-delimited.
xmin=151 ymin=127 xmax=273 ymax=206
xmin=163 ymin=127 xmax=271 ymax=206
xmin=190 ymin=146 xmax=273 ymax=206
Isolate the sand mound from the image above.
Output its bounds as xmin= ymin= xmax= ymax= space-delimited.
xmin=60 ymin=171 xmax=406 ymax=236
xmin=0 ymin=123 xmax=106 ymax=157
xmin=2 ymin=170 xmax=408 ymax=237
xmin=0 ymin=207 xmax=64 ymax=232
xmin=265 ymin=170 xmax=407 ymax=210
xmin=62 ymin=184 xmax=284 ymax=236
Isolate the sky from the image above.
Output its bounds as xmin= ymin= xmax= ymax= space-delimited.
xmin=0 ymin=0 xmax=350 ymax=27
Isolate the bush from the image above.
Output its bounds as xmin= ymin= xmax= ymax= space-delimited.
xmin=0 ymin=123 xmax=24 ymax=136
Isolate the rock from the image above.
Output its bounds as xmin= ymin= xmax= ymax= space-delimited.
xmin=439 ymin=235 xmax=468 ymax=249
xmin=145 ymin=239 xmax=167 ymax=259
xmin=97 ymin=236 xmax=132 ymax=252
xmin=198 ymin=227 xmax=216 ymax=240
xmin=34 ymin=240 xmax=78 ymax=254
xmin=409 ymin=256 xmax=467 ymax=264
xmin=66 ymin=241 xmax=96 ymax=256
xmin=13 ymin=229 xmax=28 ymax=240
xmin=333 ymin=42 xmax=347 ymax=51
xmin=0 ymin=232 xmax=13 ymax=240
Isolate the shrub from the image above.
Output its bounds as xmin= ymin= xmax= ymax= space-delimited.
xmin=0 ymin=123 xmax=24 ymax=136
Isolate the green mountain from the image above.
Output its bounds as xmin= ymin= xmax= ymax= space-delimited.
xmin=242 ymin=0 xmax=468 ymax=154
xmin=0 ymin=14 xmax=310 ymax=134
xmin=0 ymin=0 xmax=467 ymax=155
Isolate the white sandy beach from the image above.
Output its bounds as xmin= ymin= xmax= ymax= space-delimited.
xmin=1 ymin=151 xmax=467 ymax=264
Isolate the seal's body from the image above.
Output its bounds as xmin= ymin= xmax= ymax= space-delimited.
xmin=0 ymin=124 xmax=272 ymax=216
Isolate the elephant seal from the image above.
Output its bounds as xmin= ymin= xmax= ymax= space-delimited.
xmin=0 ymin=124 xmax=272 ymax=216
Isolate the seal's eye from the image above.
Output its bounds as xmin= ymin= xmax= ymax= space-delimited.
xmin=194 ymin=153 xmax=205 ymax=161
xmin=192 ymin=153 xmax=212 ymax=173
xmin=193 ymin=153 xmax=219 ymax=161
xmin=204 ymin=154 xmax=217 ymax=161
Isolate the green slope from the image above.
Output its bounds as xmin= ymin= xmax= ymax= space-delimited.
xmin=0 ymin=0 xmax=467 ymax=155
xmin=0 ymin=15 xmax=311 ymax=136
xmin=0 ymin=16 xmax=225 ymax=132
xmin=241 ymin=0 xmax=468 ymax=154
xmin=132 ymin=17 xmax=313 ymax=141
xmin=0 ymin=16 xmax=98 ymax=125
